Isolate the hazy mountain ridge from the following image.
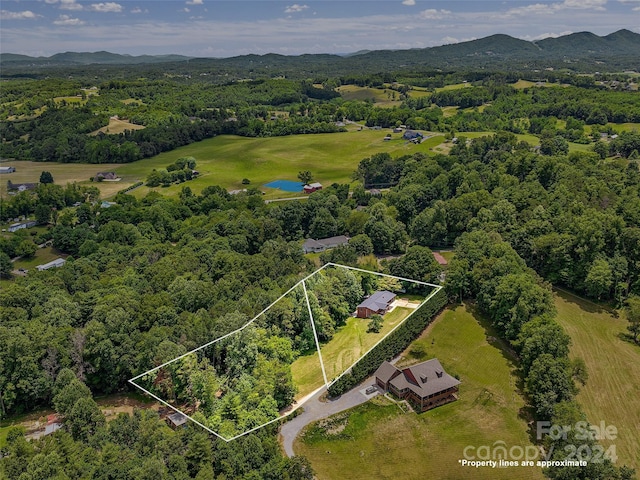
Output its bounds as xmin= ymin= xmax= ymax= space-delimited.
xmin=0 ymin=51 xmax=193 ymax=66
xmin=1 ymin=29 xmax=638 ymax=72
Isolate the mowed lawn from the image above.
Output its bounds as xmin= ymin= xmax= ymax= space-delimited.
xmin=117 ymin=131 xmax=441 ymax=199
xmin=320 ymin=306 xmax=413 ymax=382
xmin=12 ymin=246 xmax=63 ymax=271
xmin=554 ymin=290 xmax=640 ymax=470
xmin=290 ymin=306 xmax=415 ymax=399
xmin=295 ymin=304 xmax=543 ymax=480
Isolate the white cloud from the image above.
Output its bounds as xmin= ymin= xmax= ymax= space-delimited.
xmin=506 ymin=3 xmax=555 ymax=15
xmin=186 ymin=0 xmax=204 ymax=4
xmin=402 ymin=0 xmax=416 ymax=5
xmin=441 ymin=36 xmax=459 ymax=44
xmin=507 ymin=0 xmax=607 ymax=16
xmin=60 ymin=0 xmax=83 ymax=11
xmin=53 ymin=14 xmax=84 ymax=25
xmin=89 ymin=2 xmax=123 ymax=13
xmin=562 ymin=0 xmax=606 ymax=8
xmin=523 ymin=30 xmax=574 ymax=40
xmin=419 ymin=9 xmax=451 ymax=19
xmin=0 ymin=10 xmax=38 ymax=20
xmin=284 ymin=4 xmax=309 ymax=13
xmin=183 ymin=8 xmax=190 ymax=12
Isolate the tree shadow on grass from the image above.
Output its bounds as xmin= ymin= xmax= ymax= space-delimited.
xmin=554 ymin=287 xmax=618 ymax=317
xmin=616 ymin=331 xmax=640 ymax=348
xmin=465 ymin=302 xmax=538 ymax=442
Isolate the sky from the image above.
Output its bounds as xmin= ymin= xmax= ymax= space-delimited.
xmin=1 ymin=0 xmax=639 ymax=57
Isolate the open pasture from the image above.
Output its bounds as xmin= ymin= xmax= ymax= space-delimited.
xmin=118 ymin=131 xmax=443 ymax=198
xmin=296 ymin=304 xmax=543 ymax=480
xmin=554 ymin=291 xmax=640 ymax=470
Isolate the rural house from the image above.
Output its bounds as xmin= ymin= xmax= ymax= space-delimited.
xmin=36 ymin=258 xmax=66 ymax=271
xmin=8 ymin=220 xmax=37 ymax=232
xmin=7 ymin=180 xmax=38 ymax=192
xmin=356 ymin=290 xmax=396 ymax=318
xmin=303 ymin=182 xmax=323 ymax=193
xmin=167 ymin=412 xmax=188 ymax=429
xmin=0 ymin=166 xmax=16 ymax=174
xmin=302 ymin=235 xmax=349 ymax=254
xmin=375 ymin=358 xmax=460 ymax=412
xmin=403 ymin=130 xmax=423 ymax=141
xmin=95 ymin=172 xmax=118 ymax=180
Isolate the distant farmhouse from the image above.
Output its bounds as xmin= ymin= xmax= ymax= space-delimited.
xmin=0 ymin=166 xmax=16 ymax=174
xmin=8 ymin=220 xmax=37 ymax=233
xmin=403 ymin=130 xmax=424 ymax=141
xmin=7 ymin=180 xmax=38 ymax=192
xmin=356 ymin=290 xmax=396 ymax=318
xmin=302 ymin=235 xmax=349 ymax=254
xmin=36 ymin=258 xmax=66 ymax=271
xmin=303 ymin=182 xmax=323 ymax=194
xmin=375 ymin=358 xmax=460 ymax=412
xmin=94 ymin=171 xmax=118 ymax=181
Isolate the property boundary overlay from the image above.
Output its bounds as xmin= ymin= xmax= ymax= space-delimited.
xmin=129 ymin=262 xmax=442 ymax=441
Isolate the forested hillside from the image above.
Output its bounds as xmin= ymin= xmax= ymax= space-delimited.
xmin=1 ymin=34 xmax=639 ymax=478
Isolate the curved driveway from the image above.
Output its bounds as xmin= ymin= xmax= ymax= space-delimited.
xmin=279 ymin=375 xmax=379 ymax=457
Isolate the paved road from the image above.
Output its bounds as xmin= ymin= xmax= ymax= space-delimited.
xmin=279 ymin=375 xmax=380 ymax=457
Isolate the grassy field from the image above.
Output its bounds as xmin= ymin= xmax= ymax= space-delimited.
xmin=438 ymin=250 xmax=455 ymax=262
xmin=606 ymin=122 xmax=640 ymax=133
xmin=0 ymin=161 xmax=131 ymax=200
xmin=90 ymin=117 xmax=145 ymax=135
xmin=336 ymin=85 xmax=402 ymax=107
xmin=12 ymin=246 xmax=63 ymax=271
xmin=118 ymin=131 xmax=441 ymax=199
xmin=511 ymin=80 xmax=568 ymax=89
xmin=290 ymin=305 xmax=416 ymax=399
xmin=442 ymin=106 xmax=459 ymax=117
xmin=435 ymin=82 xmax=473 ymax=92
xmin=296 ymin=304 xmax=543 ymax=480
xmin=554 ymin=290 xmax=640 ymax=470
xmin=290 ymin=349 xmax=327 ymax=402
xmin=320 ymin=306 xmax=413 ymax=382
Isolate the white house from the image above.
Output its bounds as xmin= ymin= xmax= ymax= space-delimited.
xmin=36 ymin=258 xmax=66 ymax=271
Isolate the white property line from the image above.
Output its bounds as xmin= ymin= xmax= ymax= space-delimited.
xmin=325 ymin=262 xmax=441 ymax=288
xmin=302 ymin=279 xmax=329 ymax=387
xmin=128 ymin=262 xmax=443 ymax=442
xmin=129 ymin=263 xmax=331 ymax=382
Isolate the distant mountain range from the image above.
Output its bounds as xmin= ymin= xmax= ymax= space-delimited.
xmin=1 ymin=29 xmax=638 ymax=71
xmin=0 ymin=51 xmax=193 ymax=66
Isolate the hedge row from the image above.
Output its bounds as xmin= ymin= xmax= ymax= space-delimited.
xmin=327 ymin=287 xmax=447 ymax=397
xmin=118 ymin=181 xmax=143 ymax=194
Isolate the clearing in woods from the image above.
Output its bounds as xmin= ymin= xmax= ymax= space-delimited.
xmin=554 ymin=290 xmax=640 ymax=471
xmin=295 ymin=303 xmax=543 ymax=480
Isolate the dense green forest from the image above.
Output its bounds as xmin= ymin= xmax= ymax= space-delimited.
xmin=2 ymin=70 xmax=638 ymax=165
xmin=1 ymin=44 xmax=640 ymax=478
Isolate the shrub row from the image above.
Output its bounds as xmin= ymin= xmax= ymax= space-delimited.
xmin=118 ymin=181 xmax=143 ymax=194
xmin=327 ymin=287 xmax=447 ymax=397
